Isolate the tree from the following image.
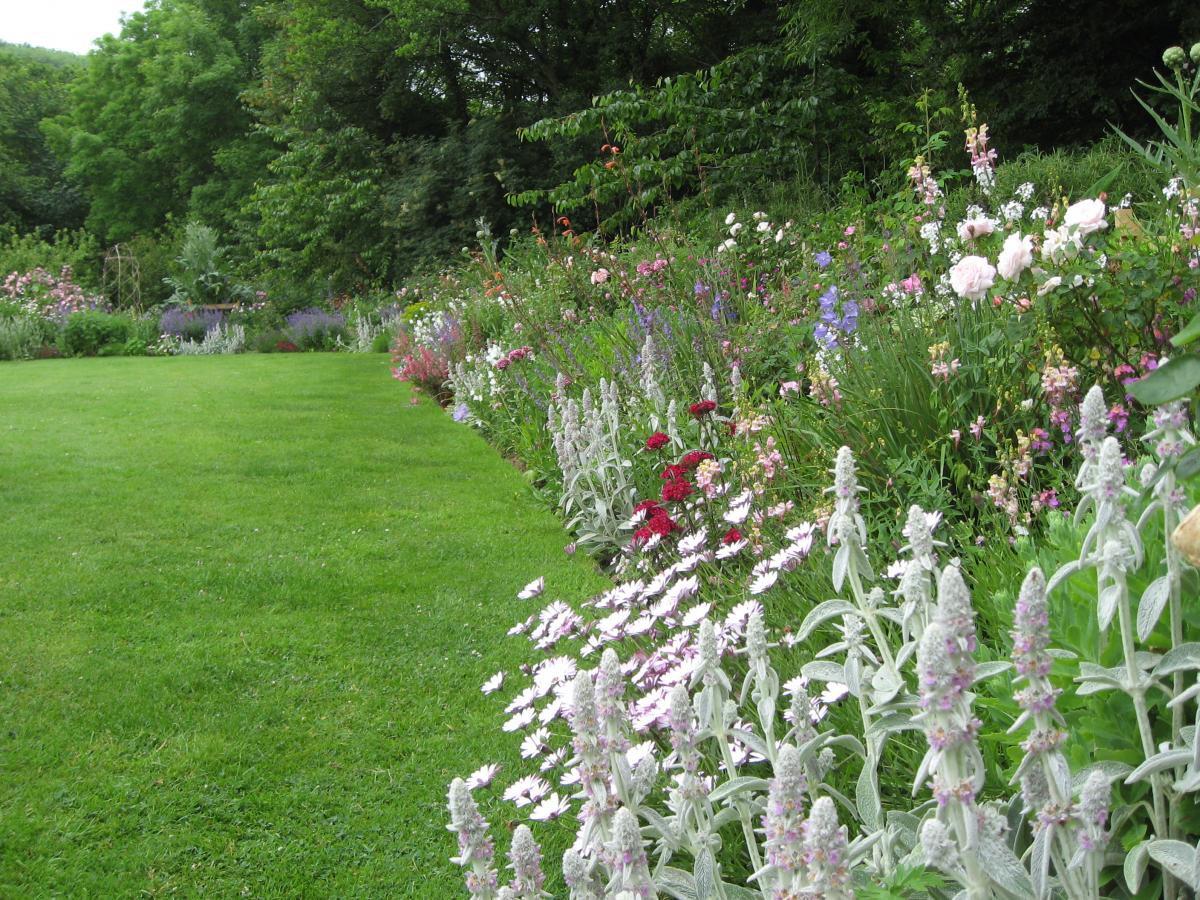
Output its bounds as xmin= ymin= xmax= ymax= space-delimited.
xmin=0 ymin=44 xmax=86 ymax=233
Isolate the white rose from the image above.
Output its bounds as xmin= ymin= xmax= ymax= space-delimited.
xmin=996 ymin=232 xmax=1034 ymax=281
xmin=725 ymin=212 xmax=737 ymax=226
xmin=1063 ymin=198 xmax=1107 ymax=236
xmin=949 ymin=255 xmax=996 ymax=301
xmin=956 ymin=217 xmax=996 ymax=242
xmin=1037 ymin=276 xmax=1062 ymax=296
xmin=1042 ymin=226 xmax=1081 ymax=264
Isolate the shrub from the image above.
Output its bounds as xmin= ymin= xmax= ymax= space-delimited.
xmin=284 ymin=307 xmax=346 ymax=350
xmin=0 ymin=315 xmax=43 ymax=360
xmin=159 ymin=306 xmax=224 ymax=342
xmin=0 ymin=228 xmax=102 ymax=290
xmin=59 ymin=311 xmax=132 ymax=356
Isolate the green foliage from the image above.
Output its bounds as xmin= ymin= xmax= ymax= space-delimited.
xmin=43 ymin=0 xmax=264 ymax=242
xmin=0 ymin=315 xmax=43 ymax=360
xmin=59 ymin=311 xmax=132 ymax=356
xmin=0 ymin=43 xmax=85 ymax=233
xmin=164 ymin=221 xmax=249 ymax=306
xmin=0 ymin=227 xmax=101 ymax=287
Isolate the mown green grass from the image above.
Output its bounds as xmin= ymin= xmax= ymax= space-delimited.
xmin=0 ymin=355 xmax=608 ymax=897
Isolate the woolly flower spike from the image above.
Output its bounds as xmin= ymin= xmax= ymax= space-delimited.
xmin=762 ymin=744 xmax=808 ymax=878
xmin=562 ymin=849 xmax=602 ymax=900
xmin=829 ymin=446 xmax=859 ymax=505
xmin=802 ymin=797 xmax=852 ymax=897
xmin=1011 ymin=568 xmax=1051 ymax=681
xmin=697 ymin=619 xmax=726 ymax=688
xmin=668 ymin=683 xmax=700 ymax=774
xmin=448 ymin=778 xmax=499 ymax=897
xmin=902 ymin=504 xmax=936 ymax=562
xmin=745 ymin=607 xmax=769 ymax=663
xmin=506 ymin=826 xmax=547 ymax=899
xmin=1076 ymin=772 xmax=1110 ymax=852
xmin=606 ymin=807 xmax=655 ymax=897
xmin=1095 ymin=436 xmax=1127 ymax=502
xmin=1077 ymin=384 xmax=1108 ymax=452
xmin=595 ymin=649 xmax=631 ymax=753
xmin=916 ymin=622 xmax=962 ymax=714
xmin=919 ymin=818 xmax=958 ymax=869
xmin=935 ymin=565 xmax=977 ymax=655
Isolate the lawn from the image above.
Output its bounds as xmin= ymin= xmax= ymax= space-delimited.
xmin=0 ymin=354 xmax=608 ymax=897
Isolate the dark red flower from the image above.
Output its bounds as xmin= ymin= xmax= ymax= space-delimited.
xmin=660 ymin=464 xmax=689 ymax=481
xmin=689 ymin=400 xmax=717 ymax=418
xmin=633 ymin=526 xmax=653 ymax=544
xmin=681 ymin=450 xmax=715 ymax=469
xmin=722 ymin=527 xmax=743 ymax=544
xmin=633 ymin=499 xmax=662 ymax=516
xmin=648 ymin=514 xmax=678 ymax=536
xmin=661 ymin=478 xmax=694 ymax=502
xmin=645 ymin=432 xmax=670 ymax=451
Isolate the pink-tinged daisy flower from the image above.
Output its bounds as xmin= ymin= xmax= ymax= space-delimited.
xmin=649 ymin=594 xmax=679 ymax=620
xmin=662 ymin=575 xmax=699 ymax=609
xmin=785 ymin=522 xmax=817 ymax=543
xmin=725 ymin=600 xmax=763 ymax=635
xmin=539 ymin=747 xmax=568 ymax=772
xmin=674 ymin=553 xmax=706 ymax=574
xmin=626 ymin=614 xmax=656 ymax=637
xmin=749 ymin=569 xmax=778 ymax=595
xmin=502 ymin=707 xmax=536 ymax=732
xmin=507 ymin=616 xmax=534 ymax=636
xmin=529 ymin=792 xmax=570 ymax=821
xmin=677 ymin=528 xmax=708 ymax=555
xmin=538 ymin=694 xmax=565 ymax=725
xmin=504 ymin=686 xmax=540 ymax=714
xmin=559 ymin=767 xmax=581 ymax=786
xmin=723 ymin=495 xmax=752 ymax=525
xmin=520 ymin=728 xmax=550 ymax=759
xmin=481 ymin=671 xmax=505 ymax=694
xmin=517 ymin=577 xmax=545 ymax=600
xmin=642 ymin=569 xmax=673 ymax=599
xmin=596 ymin=608 xmax=630 ymax=638
xmin=626 ymin=741 xmax=655 ymax=768
xmin=821 ymin=682 xmax=850 ymax=704
xmin=715 ymin=539 xmax=747 ymax=559
xmin=681 ymin=603 xmax=712 ymax=628
xmin=532 ymin=656 xmax=577 ymax=696
xmin=465 ymin=763 xmax=501 ymax=789
xmin=503 ymin=774 xmax=550 ymax=807
xmin=885 ymin=560 xmax=908 ymax=579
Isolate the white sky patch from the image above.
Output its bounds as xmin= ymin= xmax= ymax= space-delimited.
xmin=3 ymin=1 xmax=138 ymax=55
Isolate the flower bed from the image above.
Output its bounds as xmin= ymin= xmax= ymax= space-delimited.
xmin=389 ymin=110 xmax=1200 ymax=896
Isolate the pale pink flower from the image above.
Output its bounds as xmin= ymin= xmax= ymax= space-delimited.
xmin=949 ymin=255 xmax=996 ymax=301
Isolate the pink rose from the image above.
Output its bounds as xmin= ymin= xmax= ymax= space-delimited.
xmin=590 ymin=268 xmax=610 ymax=285
xmin=956 ymin=217 xmax=995 ymax=242
xmin=949 ymin=255 xmax=996 ymax=301
xmin=996 ymin=232 xmax=1033 ymax=281
xmin=1063 ymin=198 xmax=1106 ymax=236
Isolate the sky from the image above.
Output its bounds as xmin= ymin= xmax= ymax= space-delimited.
xmin=2 ymin=0 xmax=140 ymax=55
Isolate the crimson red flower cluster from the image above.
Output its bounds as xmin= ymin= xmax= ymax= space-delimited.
xmin=661 ymin=478 xmax=693 ymax=502
xmin=689 ymin=400 xmax=717 ymax=418
xmin=722 ymin=527 xmax=743 ymax=545
xmin=680 ymin=450 xmax=714 ymax=468
xmin=631 ymin=500 xmax=680 ymax=545
xmin=645 ymin=432 xmax=669 ymax=451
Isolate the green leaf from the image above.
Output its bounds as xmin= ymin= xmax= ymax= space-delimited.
xmin=1172 ymin=311 xmax=1200 ymax=347
xmin=1128 ymin=355 xmax=1200 ymax=406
